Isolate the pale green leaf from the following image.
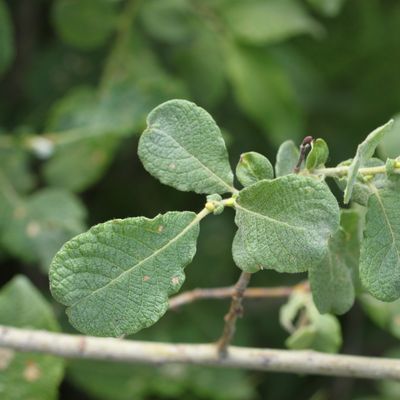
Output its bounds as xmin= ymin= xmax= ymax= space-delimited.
xmin=232 ymin=175 xmax=340 ymax=273
xmin=236 ymin=152 xmax=273 ymax=187
xmin=0 ymin=276 xmax=64 ymax=400
xmin=0 ymin=0 xmax=14 ymax=76
xmin=223 ymin=0 xmax=322 ymax=45
xmin=306 ymin=0 xmax=347 ymax=17
xmin=226 ymin=44 xmax=304 ymax=145
xmin=49 ymin=211 xmax=200 ymax=337
xmin=306 ymin=138 xmax=329 ymax=171
xmin=309 ymin=211 xmax=360 ymax=315
xmin=280 ymin=292 xmax=342 ymax=353
xmin=275 ymin=140 xmax=300 ymax=177
xmin=52 ymin=0 xmax=117 ymax=50
xmin=360 ymin=184 xmax=400 ymax=301
xmin=138 ymin=100 xmax=235 ymax=194
xmin=344 ymin=119 xmax=394 ymax=204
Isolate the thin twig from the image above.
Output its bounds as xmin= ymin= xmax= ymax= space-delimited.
xmin=169 ymin=286 xmax=293 ymax=309
xmin=217 ymin=272 xmax=252 ymax=356
xmin=2 ymin=325 xmax=400 ymax=380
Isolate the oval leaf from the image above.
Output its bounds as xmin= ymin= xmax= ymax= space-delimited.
xmin=49 ymin=211 xmax=200 ymax=337
xmin=360 ymin=185 xmax=400 ymax=301
xmin=306 ymin=138 xmax=329 ymax=171
xmin=236 ymin=151 xmax=273 ymax=187
xmin=275 ymin=140 xmax=300 ymax=177
xmin=233 ymin=175 xmax=340 ymax=273
xmin=138 ymin=99 xmax=235 ymax=194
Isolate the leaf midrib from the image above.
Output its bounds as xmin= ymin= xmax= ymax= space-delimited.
xmin=68 ymin=214 xmax=200 ymax=308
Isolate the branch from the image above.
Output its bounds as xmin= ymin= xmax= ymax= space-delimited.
xmin=2 ymin=325 xmax=400 ymax=380
xmin=169 ymin=286 xmax=293 ymax=309
xmin=314 ymin=163 xmax=400 ymax=178
xmin=217 ymin=272 xmax=252 ymax=355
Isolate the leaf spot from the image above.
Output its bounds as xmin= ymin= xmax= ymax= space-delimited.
xmin=171 ymin=276 xmax=180 ymax=285
xmin=0 ymin=348 xmax=15 ymax=370
xmin=23 ymin=360 xmax=41 ymax=382
xmin=157 ymin=225 xmax=164 ymax=233
xmin=143 ymin=275 xmax=150 ymax=282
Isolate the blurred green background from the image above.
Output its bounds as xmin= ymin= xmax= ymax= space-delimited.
xmin=1 ymin=0 xmax=400 ymax=399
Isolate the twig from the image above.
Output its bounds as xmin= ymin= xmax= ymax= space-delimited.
xmin=169 ymin=286 xmax=293 ymax=309
xmin=217 ymin=272 xmax=252 ymax=355
xmin=2 ymin=325 xmax=400 ymax=380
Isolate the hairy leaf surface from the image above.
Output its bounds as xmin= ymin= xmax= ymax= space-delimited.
xmin=275 ymin=140 xmax=300 ymax=177
xmin=138 ymin=100 xmax=234 ymax=194
xmin=236 ymin=152 xmax=273 ymax=187
xmin=360 ymin=185 xmax=400 ymax=301
xmin=233 ymin=175 xmax=340 ymax=273
xmin=309 ymin=210 xmax=360 ymax=315
xmin=50 ymin=211 xmax=200 ymax=337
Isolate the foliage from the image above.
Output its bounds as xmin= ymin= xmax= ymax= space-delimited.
xmin=2 ymin=0 xmax=400 ymax=399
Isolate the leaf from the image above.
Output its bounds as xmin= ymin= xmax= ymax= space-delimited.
xmin=236 ymin=152 xmax=274 ymax=187
xmin=1 ymin=188 xmax=86 ymax=270
xmin=139 ymin=0 xmax=197 ymax=43
xmin=359 ymin=184 xmax=400 ymax=301
xmin=138 ymin=100 xmax=235 ymax=195
xmin=49 ymin=211 xmax=200 ymax=337
xmin=52 ymin=0 xmax=117 ymax=50
xmin=0 ymin=0 xmax=14 ymax=76
xmin=379 ymin=114 xmax=400 ymax=159
xmin=309 ymin=210 xmax=360 ymax=315
xmin=226 ymin=44 xmax=304 ymax=146
xmin=306 ymin=0 xmax=347 ymax=17
xmin=335 ymin=158 xmax=387 ymax=206
xmin=344 ymin=119 xmax=394 ymax=204
xmin=275 ymin=140 xmax=300 ymax=177
xmin=222 ymin=0 xmax=322 ymax=45
xmin=232 ymin=175 xmax=340 ymax=273
xmin=306 ymin=138 xmax=329 ymax=171
xmin=0 ymin=276 xmax=64 ymax=400
xmin=280 ymin=291 xmax=342 ymax=353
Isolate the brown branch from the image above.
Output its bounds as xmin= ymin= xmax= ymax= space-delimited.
xmin=3 ymin=325 xmax=400 ymax=380
xmin=217 ymin=272 xmax=252 ymax=355
xmin=169 ymin=286 xmax=293 ymax=310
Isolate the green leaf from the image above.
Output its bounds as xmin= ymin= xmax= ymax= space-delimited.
xmin=236 ymin=152 xmax=273 ymax=187
xmin=309 ymin=210 xmax=360 ymax=315
xmin=280 ymin=292 xmax=342 ymax=353
xmin=52 ymin=0 xmax=117 ymax=50
xmin=275 ymin=140 xmax=300 ymax=177
xmin=360 ymin=184 xmax=400 ymax=301
xmin=1 ymin=188 xmax=86 ymax=270
xmin=344 ymin=119 xmax=394 ymax=204
xmin=379 ymin=114 xmax=400 ymax=159
xmin=0 ymin=276 xmax=64 ymax=400
xmin=232 ymin=175 xmax=340 ymax=273
xmin=222 ymin=0 xmax=322 ymax=45
xmin=139 ymin=0 xmax=197 ymax=43
xmin=335 ymin=158 xmax=386 ymax=206
xmin=138 ymin=100 xmax=235 ymax=195
xmin=306 ymin=138 xmax=329 ymax=171
xmin=226 ymin=44 xmax=304 ymax=145
xmin=306 ymin=0 xmax=347 ymax=17
xmin=0 ymin=0 xmax=14 ymax=76
xmin=49 ymin=211 xmax=200 ymax=337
